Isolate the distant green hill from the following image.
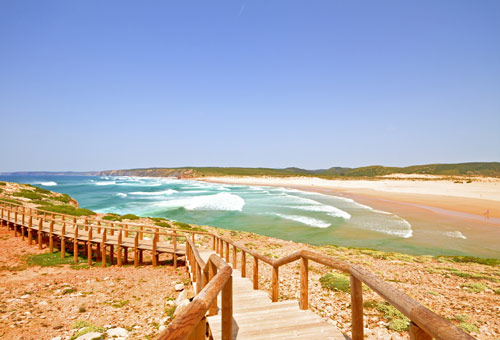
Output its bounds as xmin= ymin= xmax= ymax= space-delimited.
xmin=97 ymin=162 xmax=500 ymax=178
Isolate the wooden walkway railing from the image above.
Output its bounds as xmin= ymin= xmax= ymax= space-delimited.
xmin=0 ymin=200 xmax=476 ymax=340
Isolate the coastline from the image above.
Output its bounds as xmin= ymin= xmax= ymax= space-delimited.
xmin=196 ymin=176 xmax=500 ymax=225
xmin=198 ymin=176 xmax=500 ymax=223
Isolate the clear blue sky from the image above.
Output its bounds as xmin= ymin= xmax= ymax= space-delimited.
xmin=1 ymin=1 xmax=499 ymax=172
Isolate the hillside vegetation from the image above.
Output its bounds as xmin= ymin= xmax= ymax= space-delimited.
xmin=97 ymin=162 xmax=500 ymax=179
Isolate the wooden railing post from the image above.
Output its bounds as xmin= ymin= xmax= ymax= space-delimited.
xmin=212 ymin=235 xmax=216 ymax=250
xmin=87 ymin=227 xmax=93 ymax=266
xmin=232 ymin=245 xmax=237 ymax=269
xmin=272 ymin=266 xmax=279 ymax=302
xmin=110 ymin=222 xmax=114 ymax=236
xmin=21 ymin=208 xmax=25 ymax=240
xmin=117 ymin=230 xmax=123 ymax=266
xmin=60 ymin=223 xmax=66 ymax=258
xmin=14 ymin=211 xmax=18 ymax=236
xmin=253 ymin=257 xmax=259 ymax=290
xmin=196 ymin=263 xmax=202 ymax=294
xmin=38 ymin=218 xmax=43 ymax=249
xmin=49 ymin=221 xmax=54 ymax=253
xmin=152 ymin=230 xmax=158 ymax=267
xmin=224 ymin=242 xmax=229 ymax=262
xmin=173 ymin=231 xmax=177 ymax=268
xmin=73 ymin=226 xmax=79 ymax=263
xmin=134 ymin=233 xmax=139 ymax=268
xmin=208 ymin=261 xmax=218 ymax=316
xmin=124 ymin=224 xmax=128 ymax=238
xmin=101 ymin=229 xmax=107 ymax=267
xmin=300 ymin=257 xmax=309 ymax=310
xmin=84 ymin=217 xmax=88 ymax=231
xmin=350 ymin=275 xmax=364 ymax=340
xmin=409 ymin=322 xmax=432 ymax=340
xmin=241 ymin=251 xmax=246 ymax=277
xmin=28 ymin=216 xmax=33 ymax=245
xmin=139 ymin=225 xmax=143 ymax=240
xmin=221 ymin=275 xmax=233 ymax=340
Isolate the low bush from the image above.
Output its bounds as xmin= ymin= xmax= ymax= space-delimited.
xmin=376 ymin=301 xmax=410 ymax=332
xmin=39 ymin=204 xmax=96 ymax=216
xmin=121 ymin=213 xmax=140 ymax=220
xmin=319 ymin=273 xmax=350 ymax=292
xmin=13 ymin=189 xmax=44 ymax=200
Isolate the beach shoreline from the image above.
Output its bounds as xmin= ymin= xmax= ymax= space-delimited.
xmin=198 ymin=176 xmax=500 ymax=224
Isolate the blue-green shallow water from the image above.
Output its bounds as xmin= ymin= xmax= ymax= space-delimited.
xmin=1 ymin=175 xmax=499 ymax=258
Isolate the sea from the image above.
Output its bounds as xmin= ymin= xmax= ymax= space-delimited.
xmin=1 ymin=175 xmax=499 ymax=259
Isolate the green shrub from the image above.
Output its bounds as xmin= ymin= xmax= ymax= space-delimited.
xmin=0 ymin=198 xmax=23 ymax=205
xmin=459 ymin=322 xmax=479 ymax=334
xmin=319 ymin=273 xmax=350 ymax=292
xmin=439 ymin=256 xmax=500 ymax=266
xmin=69 ymin=320 xmax=104 ymax=340
xmin=461 ymin=282 xmax=486 ymax=293
xmin=155 ymin=221 xmax=171 ymax=228
xmin=31 ymin=199 xmax=51 ymax=206
xmin=102 ymin=213 xmax=122 ymax=221
xmin=174 ymin=221 xmax=206 ymax=232
xmin=495 ymin=288 xmax=500 ymax=295
xmin=121 ymin=213 xmax=140 ymax=220
xmin=26 ymin=251 xmax=84 ymax=267
xmin=39 ymin=204 xmax=96 ymax=216
xmin=34 ymin=187 xmax=51 ymax=194
xmin=52 ymin=194 xmax=72 ymax=203
xmin=376 ymin=302 xmax=410 ymax=332
xmin=454 ymin=314 xmax=469 ymax=322
xmin=13 ymin=189 xmax=44 ymax=200
xmin=0 ymin=182 xmax=6 ymax=186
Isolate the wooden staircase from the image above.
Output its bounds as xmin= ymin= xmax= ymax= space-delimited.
xmin=199 ymin=250 xmax=346 ymax=340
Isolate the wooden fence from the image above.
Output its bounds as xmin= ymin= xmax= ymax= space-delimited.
xmin=0 ymin=199 xmax=475 ymax=340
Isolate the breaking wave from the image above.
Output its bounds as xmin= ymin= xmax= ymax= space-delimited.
xmin=95 ymin=181 xmax=116 ymax=186
xmin=37 ymin=181 xmax=57 ymax=186
xmin=444 ymin=231 xmax=467 ymax=239
xmin=156 ymin=192 xmax=245 ymax=211
xmin=129 ymin=189 xmax=178 ymax=196
xmin=272 ymin=213 xmax=331 ymax=228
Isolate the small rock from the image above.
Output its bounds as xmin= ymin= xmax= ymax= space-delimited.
xmin=175 ymin=290 xmax=187 ymax=305
xmin=159 ymin=325 xmax=166 ymax=332
xmin=74 ymin=332 xmax=103 ymax=340
xmin=174 ymin=283 xmax=184 ymax=291
xmin=106 ymin=327 xmax=128 ymax=338
xmin=50 ymin=337 xmax=62 ymax=340
xmin=20 ymin=295 xmax=30 ymax=299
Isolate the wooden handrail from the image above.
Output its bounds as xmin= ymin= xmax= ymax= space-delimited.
xmin=211 ymin=234 xmax=475 ymax=340
xmin=0 ymin=200 xmax=476 ymax=340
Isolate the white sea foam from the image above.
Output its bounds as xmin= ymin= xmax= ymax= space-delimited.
xmin=289 ymin=205 xmax=351 ymax=219
xmin=364 ymin=218 xmax=413 ymax=238
xmin=129 ymin=189 xmax=178 ymax=196
xmin=444 ymin=231 xmax=467 ymax=239
xmin=272 ymin=213 xmax=331 ymax=228
xmin=37 ymin=181 xmax=57 ymax=186
xmin=156 ymin=192 xmax=245 ymax=211
xmin=115 ymin=193 xmax=128 ymax=198
xmin=95 ymin=181 xmax=116 ymax=186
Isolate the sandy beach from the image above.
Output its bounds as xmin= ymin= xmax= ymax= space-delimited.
xmin=200 ymin=175 xmax=500 ymax=222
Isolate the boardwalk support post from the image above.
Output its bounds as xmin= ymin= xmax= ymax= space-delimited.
xmin=350 ymin=275 xmax=364 ymax=340
xmin=300 ymin=257 xmax=308 ymax=310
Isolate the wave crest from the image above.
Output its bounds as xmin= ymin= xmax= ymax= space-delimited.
xmin=157 ymin=193 xmax=245 ymax=211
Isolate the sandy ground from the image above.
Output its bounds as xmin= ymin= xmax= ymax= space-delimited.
xmin=200 ymin=176 xmax=500 ymax=220
xmin=0 ymin=227 xmax=188 ymax=340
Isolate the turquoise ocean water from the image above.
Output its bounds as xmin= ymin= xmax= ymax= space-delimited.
xmin=1 ymin=175 xmax=498 ymax=258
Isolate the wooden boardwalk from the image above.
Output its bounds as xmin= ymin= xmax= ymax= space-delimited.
xmin=198 ymin=250 xmax=346 ymax=340
xmin=1 ymin=212 xmax=186 ymax=266
xmin=1 ymin=201 xmax=476 ymax=340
